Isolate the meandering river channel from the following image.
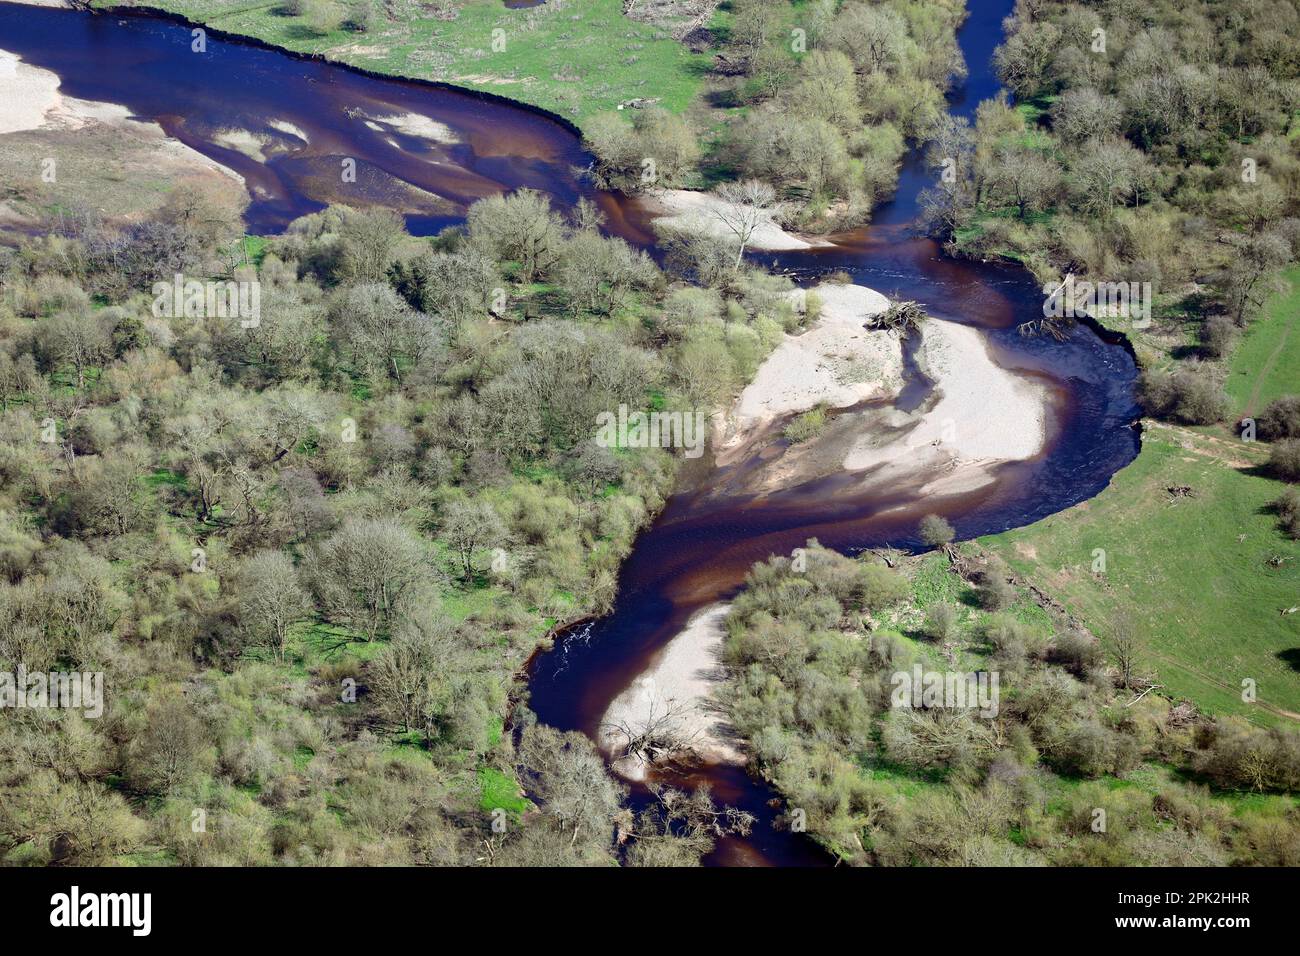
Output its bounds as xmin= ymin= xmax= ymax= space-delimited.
xmin=0 ymin=0 xmax=1141 ymax=865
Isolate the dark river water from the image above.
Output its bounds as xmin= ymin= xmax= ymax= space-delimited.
xmin=0 ymin=1 xmax=1141 ymax=866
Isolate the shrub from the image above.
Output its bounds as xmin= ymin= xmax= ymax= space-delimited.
xmin=983 ymin=613 xmax=1044 ymax=656
xmin=1271 ymin=487 xmax=1300 ymax=538
xmin=1268 ymin=439 xmax=1300 ymax=482
xmin=1201 ymin=314 xmax=1237 ymax=359
xmin=584 ymin=108 xmax=699 ymax=191
xmin=921 ymin=601 xmax=958 ymax=641
xmin=1047 ymin=629 xmax=1104 ymax=675
xmin=305 ymin=0 xmax=343 ymax=34
xmin=784 ymin=404 xmax=827 ymax=443
xmin=1140 ymin=368 xmax=1228 ymax=425
xmin=977 ymin=574 xmax=1017 ymax=611
xmin=1257 ymin=395 xmax=1300 ymax=441
xmin=1044 ymin=719 xmax=1116 ymax=778
xmin=856 ymin=562 xmax=912 ymax=611
xmin=348 ymin=0 xmax=377 ymax=32
xmin=1193 ymin=718 xmax=1300 ymax=792
xmin=918 ymin=513 xmax=955 ymax=546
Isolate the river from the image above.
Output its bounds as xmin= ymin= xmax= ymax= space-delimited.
xmin=0 ymin=0 xmax=1141 ymax=866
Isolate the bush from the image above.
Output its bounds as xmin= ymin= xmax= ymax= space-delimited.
xmin=584 ymin=108 xmax=699 ymax=191
xmin=1201 ymin=314 xmax=1238 ymax=359
xmin=1048 ymin=719 xmax=1128 ymax=778
xmin=1193 ymin=718 xmax=1300 ymax=792
xmin=918 ymin=513 xmax=955 ymax=546
xmin=1272 ymin=487 xmax=1300 ymax=538
xmin=1269 ymin=439 xmax=1300 ymax=482
xmin=305 ymin=0 xmax=343 ymax=34
xmin=1047 ymin=629 xmax=1104 ymax=675
xmin=784 ymin=404 xmax=827 ymax=443
xmin=921 ymin=601 xmax=958 ymax=641
xmin=1140 ymin=368 xmax=1228 ymax=425
xmin=983 ymin=613 xmax=1042 ymax=655
xmin=856 ymin=562 xmax=911 ymax=611
xmin=1257 ymin=395 xmax=1300 ymax=441
xmin=977 ymin=574 xmax=1017 ymax=611
xmin=348 ymin=0 xmax=377 ymax=32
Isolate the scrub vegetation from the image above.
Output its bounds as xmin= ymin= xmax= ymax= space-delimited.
xmin=925 ymin=0 xmax=1299 ymax=427
xmin=955 ymin=1 xmax=1300 ymax=749
xmin=589 ymin=0 xmax=968 ymax=227
xmin=8 ymin=0 xmax=1298 ymax=869
xmin=0 ymin=181 xmax=803 ymax=864
xmin=723 ymin=542 xmax=1300 ymax=865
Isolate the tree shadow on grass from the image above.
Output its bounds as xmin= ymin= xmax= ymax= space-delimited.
xmin=1237 ymin=462 xmax=1278 ymax=483
xmin=283 ymin=25 xmax=332 ymax=41
xmin=1277 ymin=648 xmax=1300 ymax=672
xmin=702 ymin=87 xmax=741 ymax=109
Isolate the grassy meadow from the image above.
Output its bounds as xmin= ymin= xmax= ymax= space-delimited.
xmin=1227 ymin=266 xmax=1300 ymax=419
xmin=982 ymin=426 xmax=1300 ymax=724
xmin=983 ymin=263 xmax=1300 ymax=726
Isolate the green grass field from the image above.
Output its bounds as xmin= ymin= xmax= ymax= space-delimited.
xmin=120 ymin=0 xmax=709 ymax=125
xmin=981 ymin=263 xmax=1300 ymax=726
xmin=1227 ymin=265 xmax=1300 ymax=419
xmin=982 ymin=424 xmax=1300 ymax=724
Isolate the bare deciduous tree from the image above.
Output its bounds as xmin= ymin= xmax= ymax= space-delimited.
xmin=710 ymin=179 xmax=780 ymax=270
xmin=237 ymin=551 xmax=312 ymax=661
xmin=602 ymin=698 xmax=700 ymax=767
xmin=1108 ymin=618 xmax=1141 ymax=690
xmin=370 ymin=614 xmax=459 ymax=746
xmin=309 ymin=517 xmax=430 ymax=640
xmin=440 ymin=499 xmax=509 ymax=583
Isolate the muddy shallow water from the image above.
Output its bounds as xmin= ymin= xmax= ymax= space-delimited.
xmin=0 ymin=0 xmax=1141 ymax=865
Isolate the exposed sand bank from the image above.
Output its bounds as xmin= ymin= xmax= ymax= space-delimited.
xmin=646 ymin=187 xmax=833 ymax=252
xmin=215 ymin=128 xmax=269 ymax=162
xmin=269 ymin=119 xmax=310 ymax=142
xmin=599 ymin=604 xmax=744 ymax=782
xmin=714 ymin=302 xmax=1052 ymax=496
xmin=0 ymin=47 xmax=245 ymax=184
xmin=0 ymin=46 xmax=246 ymax=223
xmin=843 ymin=319 xmax=1049 ymax=495
xmin=369 ymin=112 xmax=459 ymax=144
xmin=715 ymin=281 xmax=904 ymax=466
xmin=0 ymin=49 xmax=61 ymax=135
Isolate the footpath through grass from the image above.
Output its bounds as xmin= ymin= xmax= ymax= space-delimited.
xmin=982 ymin=425 xmax=1300 ymax=724
xmin=1227 ymin=265 xmax=1300 ymax=419
xmin=118 ymin=0 xmax=708 ymax=125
